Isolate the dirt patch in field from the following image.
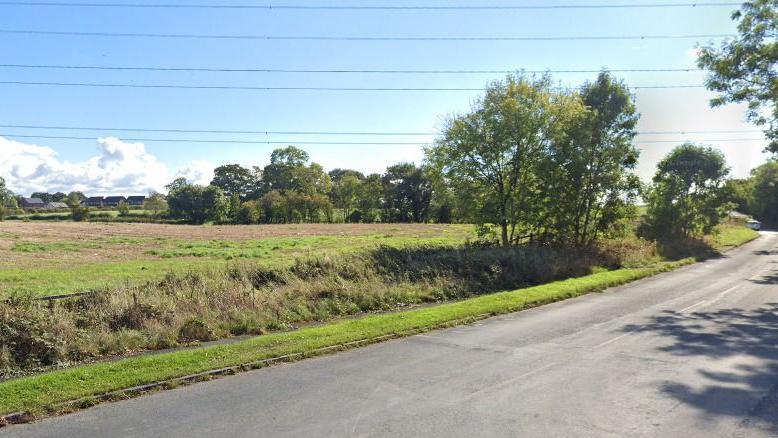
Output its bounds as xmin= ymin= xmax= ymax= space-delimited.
xmin=0 ymin=222 xmax=469 ymax=242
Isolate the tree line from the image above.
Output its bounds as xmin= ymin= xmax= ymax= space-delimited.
xmin=163 ymin=146 xmax=440 ymax=225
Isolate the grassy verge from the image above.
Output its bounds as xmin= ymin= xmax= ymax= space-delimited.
xmin=0 ymin=259 xmax=692 ymax=417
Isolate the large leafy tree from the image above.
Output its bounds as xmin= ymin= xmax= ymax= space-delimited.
xmin=544 ymin=72 xmax=641 ymax=246
xmin=382 ymin=163 xmax=432 ymax=223
xmin=697 ymin=0 xmax=778 ymax=153
xmin=210 ymin=164 xmax=261 ymax=200
xmin=167 ymin=181 xmax=228 ymax=224
xmin=750 ymin=159 xmax=778 ymax=225
xmin=643 ymin=144 xmax=732 ymax=238
xmin=427 ymin=74 xmax=569 ymax=246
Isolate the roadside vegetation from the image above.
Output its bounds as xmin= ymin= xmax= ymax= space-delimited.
xmin=0 ymin=222 xmax=758 ymax=417
xmin=0 ymin=221 xmax=755 ymax=382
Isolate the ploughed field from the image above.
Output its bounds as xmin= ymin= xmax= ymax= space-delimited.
xmin=0 ymin=221 xmax=474 ymax=297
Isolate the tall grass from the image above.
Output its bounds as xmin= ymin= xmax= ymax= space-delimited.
xmin=0 ymin=242 xmax=643 ymax=378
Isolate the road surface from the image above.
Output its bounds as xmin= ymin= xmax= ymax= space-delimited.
xmin=4 ymin=232 xmax=778 ymax=437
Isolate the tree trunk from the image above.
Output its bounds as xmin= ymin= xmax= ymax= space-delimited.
xmin=501 ymin=221 xmax=509 ymax=247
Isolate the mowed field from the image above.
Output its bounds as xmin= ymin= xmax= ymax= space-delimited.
xmin=0 ymin=221 xmax=474 ymax=297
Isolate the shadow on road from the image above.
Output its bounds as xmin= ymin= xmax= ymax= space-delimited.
xmin=621 ymin=303 xmax=778 ymax=433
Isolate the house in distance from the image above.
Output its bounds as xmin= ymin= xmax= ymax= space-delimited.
xmin=102 ymin=196 xmax=127 ymax=207
xmin=127 ymin=196 xmax=146 ymax=206
xmin=19 ymin=197 xmax=46 ymax=209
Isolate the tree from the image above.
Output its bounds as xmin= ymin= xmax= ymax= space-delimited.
xmin=116 ymin=200 xmax=130 ymax=217
xmin=331 ymin=173 xmax=362 ymax=222
xmin=697 ymin=0 xmax=778 ymax=153
xmin=263 ymin=146 xmax=311 ymax=192
xmin=210 ymin=164 xmax=261 ymax=200
xmin=427 ymin=75 xmax=566 ymax=245
xmin=543 ymin=72 xmax=642 ymax=246
xmin=0 ymin=176 xmax=14 ymax=221
xmin=30 ymin=192 xmax=54 ymax=203
xmin=357 ymin=174 xmax=384 ymax=223
xmin=66 ymin=192 xmax=86 ymax=205
xmin=750 ymin=159 xmax=778 ymax=226
xmin=382 ymin=163 xmax=433 ymax=223
xmin=642 ymin=144 xmax=732 ymax=238
xmin=236 ymin=200 xmax=261 ymax=224
xmin=145 ymin=192 xmax=168 ymax=218
xmin=167 ymin=181 xmax=228 ymax=224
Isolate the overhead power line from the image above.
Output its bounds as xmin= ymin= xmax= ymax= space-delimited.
xmin=0 ymin=80 xmax=706 ymax=91
xmin=0 ymin=133 xmax=766 ymax=145
xmin=0 ymin=124 xmax=762 ymax=137
xmin=0 ymin=64 xmax=704 ymax=74
xmin=0 ymin=29 xmax=735 ymax=41
xmin=0 ymin=1 xmax=743 ymax=10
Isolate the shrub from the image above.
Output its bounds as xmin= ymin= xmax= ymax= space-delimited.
xmin=178 ymin=318 xmax=216 ymax=343
xmin=70 ymin=205 xmax=90 ymax=222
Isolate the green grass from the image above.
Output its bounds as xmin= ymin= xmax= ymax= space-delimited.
xmin=0 ymin=235 xmax=469 ymax=297
xmin=0 ymin=259 xmax=223 ymax=297
xmin=151 ymin=235 xmax=465 ymax=260
xmin=0 ymin=259 xmax=692 ymax=416
xmin=11 ymin=241 xmax=102 ymax=253
xmin=711 ymin=225 xmax=759 ymax=249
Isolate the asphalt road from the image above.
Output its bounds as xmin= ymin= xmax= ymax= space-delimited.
xmin=4 ymin=232 xmax=778 ymax=438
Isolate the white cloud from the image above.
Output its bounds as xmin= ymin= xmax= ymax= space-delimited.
xmin=175 ymin=160 xmax=215 ymax=186
xmin=0 ymin=137 xmax=213 ymax=196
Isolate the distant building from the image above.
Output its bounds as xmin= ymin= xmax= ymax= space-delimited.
xmin=20 ymin=197 xmax=46 ymax=209
xmin=126 ymin=195 xmax=146 ymax=206
xmin=46 ymin=202 xmax=69 ymax=209
xmin=84 ymin=197 xmax=104 ymax=207
xmin=102 ymin=196 xmax=127 ymax=207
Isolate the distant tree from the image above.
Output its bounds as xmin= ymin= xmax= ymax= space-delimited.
xmin=236 ymin=200 xmax=261 ymax=224
xmin=145 ymin=192 xmax=168 ymax=218
xmin=642 ymin=144 xmax=732 ymax=238
xmin=328 ymin=168 xmax=365 ymax=183
xmin=260 ymin=190 xmax=286 ymax=223
xmin=428 ymin=75 xmax=564 ymax=245
xmin=0 ymin=176 xmax=14 ymax=220
xmin=167 ymin=181 xmax=228 ymax=224
xmin=66 ymin=192 xmax=86 ymax=205
xmin=51 ymin=192 xmax=67 ymax=202
xmin=211 ymin=164 xmax=260 ymax=200
xmin=116 ymin=200 xmax=130 ymax=217
xmin=165 ymin=177 xmax=189 ymax=193
xmin=70 ymin=205 xmax=90 ymax=222
xmin=263 ymin=146 xmax=310 ymax=192
xmin=227 ymin=193 xmax=242 ymax=223
xmin=30 ymin=192 xmax=53 ymax=203
xmin=382 ymin=163 xmax=433 ymax=223
xmin=331 ymin=173 xmax=362 ymax=222
xmin=697 ymin=0 xmax=778 ymax=153
xmin=749 ymin=159 xmax=778 ymax=226
xmin=357 ymin=173 xmax=384 ymax=223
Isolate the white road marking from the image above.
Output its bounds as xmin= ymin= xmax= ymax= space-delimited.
xmin=679 ymin=300 xmax=708 ymax=314
xmin=595 ymin=331 xmax=634 ymax=349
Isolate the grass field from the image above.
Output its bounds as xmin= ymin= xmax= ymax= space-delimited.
xmin=0 ymin=222 xmax=474 ymax=297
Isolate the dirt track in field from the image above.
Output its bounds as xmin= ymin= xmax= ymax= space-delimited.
xmin=0 ymin=222 xmax=469 ymax=243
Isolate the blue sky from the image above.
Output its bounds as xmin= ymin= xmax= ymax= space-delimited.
xmin=0 ymin=0 xmax=771 ymax=195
